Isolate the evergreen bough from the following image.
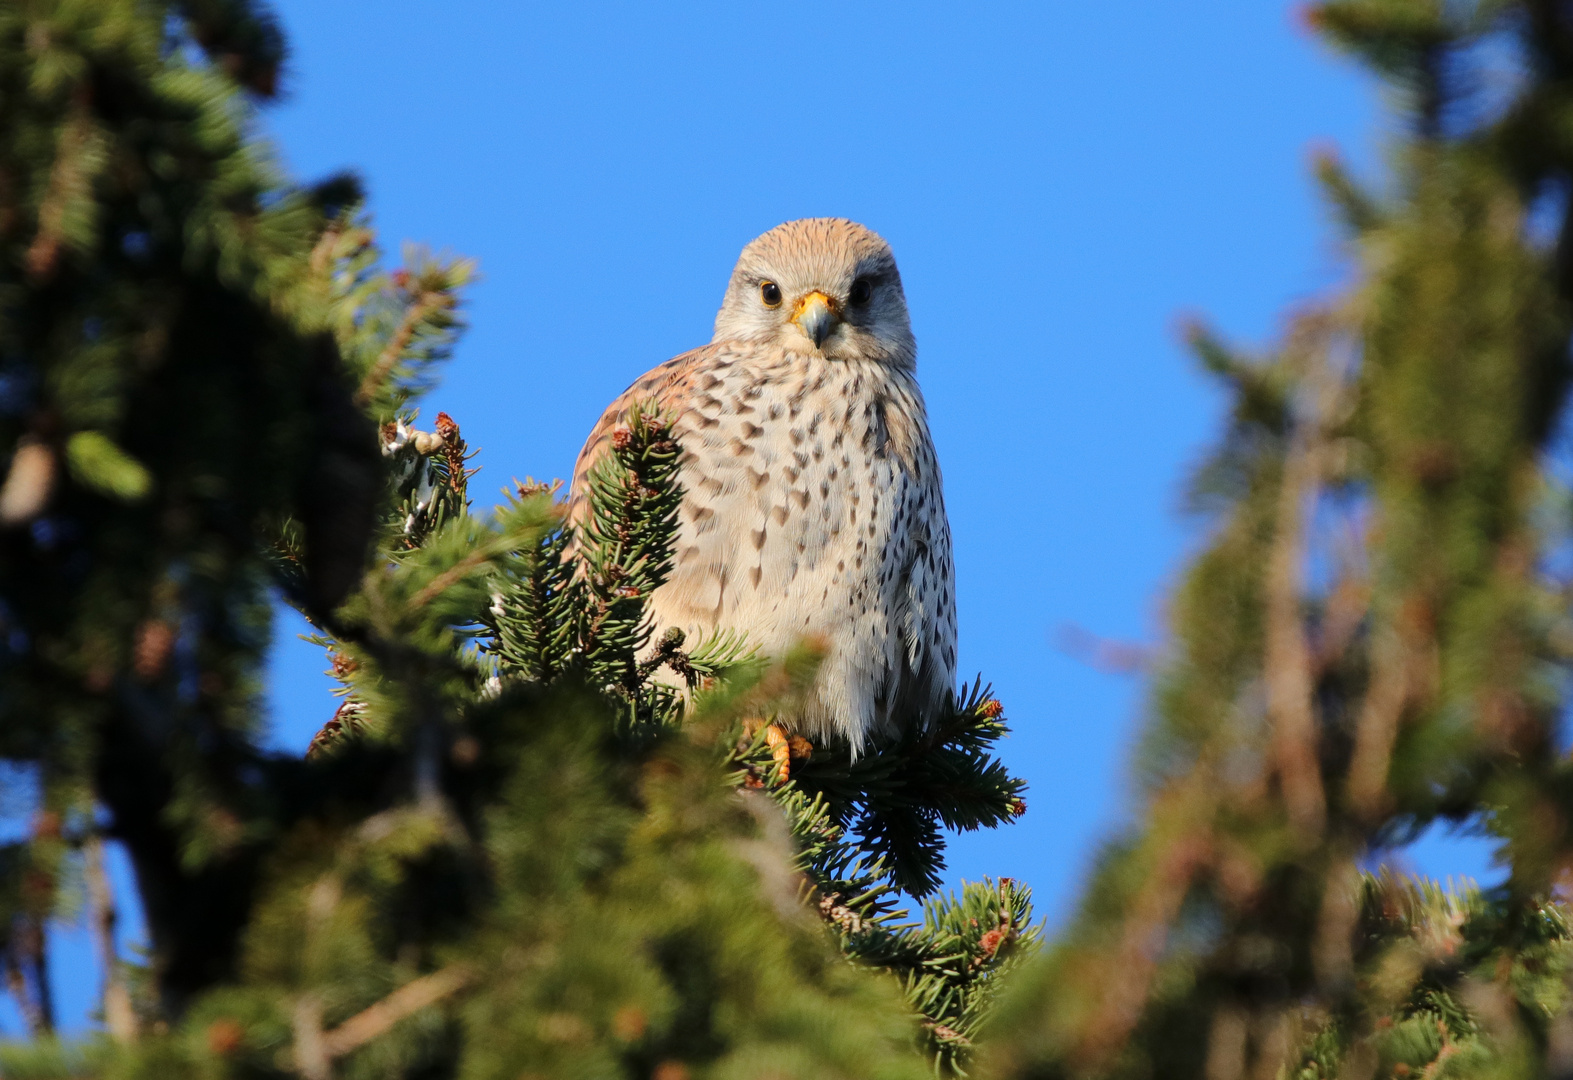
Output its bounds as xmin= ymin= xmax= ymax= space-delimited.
xmin=0 ymin=2 xmax=1033 ymax=1076
xmin=26 ymin=2 xmax=1573 ymax=1079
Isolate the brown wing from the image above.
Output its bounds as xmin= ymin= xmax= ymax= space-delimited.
xmin=567 ymin=345 xmax=712 ymax=528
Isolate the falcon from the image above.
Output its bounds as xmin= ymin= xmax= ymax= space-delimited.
xmin=571 ymin=218 xmax=956 ymax=759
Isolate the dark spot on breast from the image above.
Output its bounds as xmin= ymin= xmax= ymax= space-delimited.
xmin=750 ymin=566 xmax=762 ymax=588
xmin=751 ymin=528 xmax=766 ymax=550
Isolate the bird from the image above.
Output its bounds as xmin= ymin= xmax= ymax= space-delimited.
xmin=570 ymin=218 xmax=956 ymax=762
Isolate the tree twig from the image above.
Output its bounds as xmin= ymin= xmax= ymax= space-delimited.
xmin=320 ymin=964 xmax=473 ymax=1059
xmin=85 ymin=834 xmax=138 ymax=1043
xmin=354 ymin=292 xmax=445 ymax=406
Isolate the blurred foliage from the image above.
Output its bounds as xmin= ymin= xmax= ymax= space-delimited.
xmin=31 ymin=0 xmax=1573 ymax=1077
xmin=978 ymin=3 xmax=1573 ymax=1079
xmin=0 ymin=1 xmax=1031 ymax=1077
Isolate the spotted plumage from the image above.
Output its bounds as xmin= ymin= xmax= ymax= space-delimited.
xmin=571 ymin=219 xmax=956 ymax=751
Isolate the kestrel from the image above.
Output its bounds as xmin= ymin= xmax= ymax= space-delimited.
xmin=571 ymin=219 xmax=956 ymax=755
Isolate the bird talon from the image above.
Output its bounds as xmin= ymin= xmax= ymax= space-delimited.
xmin=788 ymin=735 xmax=813 ymax=766
xmin=761 ymin=725 xmax=814 ymax=782
xmin=765 ymin=723 xmax=791 ymax=780
xmin=736 ymin=720 xmax=810 ymax=785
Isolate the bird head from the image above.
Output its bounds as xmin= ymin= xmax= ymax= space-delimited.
xmin=711 ymin=218 xmax=916 ymax=369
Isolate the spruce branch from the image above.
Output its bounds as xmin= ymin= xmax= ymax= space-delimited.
xmin=319 ymin=963 xmax=473 ymax=1059
xmin=348 ymin=249 xmax=475 ymax=413
xmin=0 ymin=7 xmax=1026 ymax=1061
xmin=792 ymin=679 xmax=1026 ymax=897
xmin=355 ymin=288 xmax=451 ymax=407
xmin=25 ymin=94 xmax=97 ymax=281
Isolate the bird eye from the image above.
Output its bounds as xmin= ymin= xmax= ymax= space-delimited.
xmin=760 ymin=281 xmax=782 ymax=307
xmin=849 ymin=277 xmax=873 ymax=307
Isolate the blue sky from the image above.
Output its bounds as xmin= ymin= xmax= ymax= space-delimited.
xmin=13 ymin=0 xmax=1501 ymax=1037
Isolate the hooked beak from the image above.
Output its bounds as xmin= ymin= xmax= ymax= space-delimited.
xmin=792 ymin=291 xmax=838 ymax=348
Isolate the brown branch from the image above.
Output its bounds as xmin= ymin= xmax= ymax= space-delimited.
xmin=308 ymin=221 xmax=344 ymax=281
xmin=408 ymin=544 xmax=499 ymax=609
xmin=293 ymin=993 xmax=329 ymax=1080
xmin=320 ymin=964 xmax=473 ymax=1059
xmin=1347 ymin=622 xmax=1414 ymax=822
xmin=1248 ymin=1011 xmax=1295 ymax=1080
xmin=1313 ymin=851 xmax=1361 ymax=992
xmin=1075 ymin=813 xmax=1214 ymax=1067
xmin=1205 ymin=1006 xmax=1248 ymax=1080
xmin=7 ymin=915 xmax=53 ymax=1036
xmin=1313 ymin=576 xmax=1370 ymax=677
xmin=26 ymin=95 xmax=96 ymax=281
xmin=354 ymin=291 xmax=446 ymax=406
xmin=85 ymin=835 xmax=137 ymax=1043
xmin=733 ymin=790 xmax=817 ymax=928
xmin=4 ymin=949 xmax=45 ymax=1038
xmin=1264 ymin=431 xmax=1327 ymax=843
xmin=1264 ymin=323 xmax=1347 ymax=845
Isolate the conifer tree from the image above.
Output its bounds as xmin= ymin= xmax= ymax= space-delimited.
xmin=0 ymin=2 xmax=1033 ymax=1077
xmin=980 ymin=4 xmax=1573 ymax=1078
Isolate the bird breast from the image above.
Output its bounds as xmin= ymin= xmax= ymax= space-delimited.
xmin=642 ymin=340 xmax=953 ymax=747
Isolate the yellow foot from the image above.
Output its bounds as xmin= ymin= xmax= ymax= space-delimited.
xmin=764 ymin=724 xmax=813 ymax=782
xmin=741 ymin=719 xmax=813 ymax=783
